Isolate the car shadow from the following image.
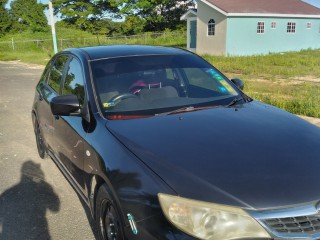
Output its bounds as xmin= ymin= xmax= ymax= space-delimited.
xmin=0 ymin=160 xmax=60 ymax=240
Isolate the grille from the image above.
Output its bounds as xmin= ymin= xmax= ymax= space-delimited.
xmin=263 ymin=214 xmax=320 ymax=234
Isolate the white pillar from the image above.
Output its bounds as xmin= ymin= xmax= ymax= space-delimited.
xmin=49 ymin=0 xmax=58 ymax=54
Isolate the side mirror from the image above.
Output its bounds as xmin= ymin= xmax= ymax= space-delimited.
xmin=50 ymin=94 xmax=80 ymax=116
xmin=231 ymin=78 xmax=244 ymax=90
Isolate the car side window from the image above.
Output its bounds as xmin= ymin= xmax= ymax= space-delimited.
xmin=165 ymin=69 xmax=175 ymax=80
xmin=40 ymin=61 xmax=52 ymax=83
xmin=48 ymin=55 xmax=68 ymax=93
xmin=62 ymin=57 xmax=85 ymax=107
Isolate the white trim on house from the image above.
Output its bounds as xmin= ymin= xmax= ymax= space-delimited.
xmin=200 ymin=0 xmax=320 ymax=19
xmin=228 ymin=13 xmax=320 ymax=18
xmin=180 ymin=9 xmax=197 ymax=20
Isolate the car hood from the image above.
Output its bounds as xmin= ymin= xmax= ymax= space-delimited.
xmin=106 ymin=101 xmax=320 ymax=210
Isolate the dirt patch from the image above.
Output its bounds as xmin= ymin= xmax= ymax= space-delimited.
xmin=246 ymin=76 xmax=320 ymax=85
xmin=277 ymin=76 xmax=319 ymax=85
xmin=252 ymin=78 xmax=270 ymax=83
xmin=290 ymin=76 xmax=320 ymax=84
xmin=298 ymin=115 xmax=320 ymax=127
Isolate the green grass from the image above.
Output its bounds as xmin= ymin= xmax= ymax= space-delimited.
xmin=203 ymin=49 xmax=320 ymax=79
xmin=0 ymin=50 xmax=51 ymax=65
xmin=0 ymin=29 xmax=319 ymax=118
xmin=0 ymin=28 xmax=94 ymax=41
xmin=0 ymin=28 xmax=185 ymax=64
xmin=202 ymin=50 xmax=320 ymax=118
xmin=0 ymin=28 xmax=95 ymax=64
xmin=244 ymin=79 xmax=320 ymax=118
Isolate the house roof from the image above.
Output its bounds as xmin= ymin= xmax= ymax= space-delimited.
xmin=201 ymin=0 xmax=320 ymax=17
xmin=180 ymin=9 xmax=198 ymax=20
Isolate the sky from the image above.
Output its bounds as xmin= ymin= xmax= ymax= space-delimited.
xmin=305 ymin=0 xmax=320 ymax=8
xmin=5 ymin=0 xmax=320 ymax=25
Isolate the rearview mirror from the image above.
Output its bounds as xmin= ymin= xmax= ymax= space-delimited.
xmin=231 ymin=78 xmax=244 ymax=90
xmin=50 ymin=95 xmax=80 ymax=116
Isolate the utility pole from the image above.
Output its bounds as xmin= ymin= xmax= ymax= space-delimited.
xmin=49 ymin=0 xmax=58 ymax=54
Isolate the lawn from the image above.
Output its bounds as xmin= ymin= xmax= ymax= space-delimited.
xmin=245 ymin=79 xmax=319 ymax=118
xmin=203 ymin=49 xmax=320 ymax=79
xmin=203 ymin=50 xmax=320 ymax=118
xmin=0 ymin=28 xmax=185 ymax=65
xmin=0 ymin=30 xmax=319 ymax=118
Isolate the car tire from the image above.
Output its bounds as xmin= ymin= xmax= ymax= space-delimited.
xmin=96 ymin=184 xmax=124 ymax=240
xmin=35 ymin=119 xmax=47 ymax=159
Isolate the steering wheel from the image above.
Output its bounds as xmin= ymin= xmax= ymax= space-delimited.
xmin=110 ymin=93 xmax=138 ymax=103
xmin=129 ymin=81 xmax=163 ymax=95
xmin=129 ymin=80 xmax=147 ymax=94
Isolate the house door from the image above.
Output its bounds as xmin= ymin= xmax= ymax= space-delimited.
xmin=190 ymin=20 xmax=197 ymax=49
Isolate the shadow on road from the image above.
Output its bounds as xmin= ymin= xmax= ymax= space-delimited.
xmin=0 ymin=160 xmax=60 ymax=240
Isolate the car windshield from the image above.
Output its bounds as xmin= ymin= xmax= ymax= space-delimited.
xmin=91 ymin=54 xmax=241 ymax=119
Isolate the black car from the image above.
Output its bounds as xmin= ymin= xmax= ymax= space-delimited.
xmin=32 ymin=45 xmax=320 ymax=240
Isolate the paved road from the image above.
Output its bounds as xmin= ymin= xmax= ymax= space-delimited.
xmin=0 ymin=61 xmax=97 ymax=240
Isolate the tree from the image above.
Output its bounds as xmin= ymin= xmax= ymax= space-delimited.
xmin=10 ymin=0 xmax=48 ymax=33
xmin=90 ymin=19 xmax=122 ymax=36
xmin=53 ymin=0 xmax=119 ymax=34
xmin=118 ymin=0 xmax=194 ymax=32
xmin=54 ymin=0 xmax=193 ymax=35
xmin=121 ymin=16 xmax=145 ymax=35
xmin=0 ymin=0 xmax=11 ymax=36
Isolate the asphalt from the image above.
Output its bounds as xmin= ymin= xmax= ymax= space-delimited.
xmin=0 ymin=60 xmax=319 ymax=240
xmin=0 ymin=61 xmax=97 ymax=240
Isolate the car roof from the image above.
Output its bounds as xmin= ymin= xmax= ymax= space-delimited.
xmin=65 ymin=45 xmax=192 ymax=61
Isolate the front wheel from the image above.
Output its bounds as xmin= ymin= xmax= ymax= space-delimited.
xmin=34 ymin=119 xmax=47 ymax=159
xmin=96 ymin=184 xmax=124 ymax=240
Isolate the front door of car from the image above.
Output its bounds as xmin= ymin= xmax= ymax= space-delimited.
xmin=52 ymin=57 xmax=87 ymax=191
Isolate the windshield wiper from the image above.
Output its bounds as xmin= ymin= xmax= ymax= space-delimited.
xmin=155 ymin=106 xmax=195 ymax=117
xmin=226 ymin=97 xmax=245 ymax=107
xmin=155 ymin=97 xmax=249 ymax=117
xmin=155 ymin=105 xmax=219 ymax=117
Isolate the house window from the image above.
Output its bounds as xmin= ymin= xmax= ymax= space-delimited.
xmin=287 ymin=22 xmax=296 ymax=33
xmin=208 ymin=19 xmax=215 ymax=36
xmin=307 ymin=22 xmax=312 ymax=29
xmin=257 ymin=21 xmax=265 ymax=34
xmin=271 ymin=21 xmax=277 ymax=29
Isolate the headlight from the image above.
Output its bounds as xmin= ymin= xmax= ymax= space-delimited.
xmin=158 ymin=193 xmax=270 ymax=240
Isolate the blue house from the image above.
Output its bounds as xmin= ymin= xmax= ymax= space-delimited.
xmin=181 ymin=0 xmax=320 ymax=55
